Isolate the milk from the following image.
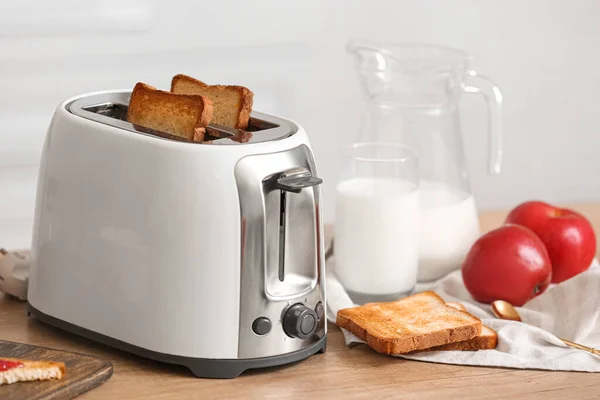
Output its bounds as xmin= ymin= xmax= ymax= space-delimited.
xmin=334 ymin=177 xmax=420 ymax=303
xmin=417 ymin=181 xmax=480 ymax=282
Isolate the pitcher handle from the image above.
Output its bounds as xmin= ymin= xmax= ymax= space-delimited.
xmin=463 ymin=71 xmax=503 ymax=174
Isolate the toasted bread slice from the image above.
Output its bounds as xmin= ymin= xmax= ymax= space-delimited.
xmin=171 ymin=74 xmax=253 ymax=130
xmin=0 ymin=357 xmax=65 ymax=385
xmin=336 ymin=291 xmax=482 ymax=355
xmin=127 ymin=82 xmax=213 ymax=142
xmin=426 ymin=302 xmax=498 ymax=351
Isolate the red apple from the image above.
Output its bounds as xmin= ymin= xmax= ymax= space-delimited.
xmin=505 ymin=201 xmax=596 ymax=283
xmin=462 ymin=224 xmax=552 ymax=306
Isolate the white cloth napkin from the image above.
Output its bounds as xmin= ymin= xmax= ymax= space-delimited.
xmin=326 ymin=257 xmax=600 ymax=372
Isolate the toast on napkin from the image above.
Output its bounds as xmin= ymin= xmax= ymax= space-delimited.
xmin=336 ymin=291 xmax=483 ymax=355
xmin=127 ymin=82 xmax=213 ymax=142
xmin=171 ymin=74 xmax=253 ymax=130
xmin=0 ymin=357 xmax=65 ymax=385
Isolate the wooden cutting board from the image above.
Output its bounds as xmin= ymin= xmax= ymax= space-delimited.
xmin=0 ymin=340 xmax=113 ymax=400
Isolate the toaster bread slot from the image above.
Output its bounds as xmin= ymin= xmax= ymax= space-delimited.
xmin=83 ymin=102 xmax=128 ymax=120
xmin=68 ymin=92 xmax=297 ymax=145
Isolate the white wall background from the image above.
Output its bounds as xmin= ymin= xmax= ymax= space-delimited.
xmin=1 ymin=0 xmax=599 ymax=249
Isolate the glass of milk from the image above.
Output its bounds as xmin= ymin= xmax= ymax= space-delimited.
xmin=334 ymin=142 xmax=420 ymax=304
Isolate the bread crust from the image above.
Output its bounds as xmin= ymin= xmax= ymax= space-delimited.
xmin=127 ymin=82 xmax=213 ymax=142
xmin=428 ymin=302 xmax=498 ymax=351
xmin=445 ymin=302 xmax=467 ymax=311
xmin=336 ymin=291 xmax=483 ymax=355
xmin=427 ymin=326 xmax=498 ymax=351
xmin=171 ymin=74 xmax=253 ymax=130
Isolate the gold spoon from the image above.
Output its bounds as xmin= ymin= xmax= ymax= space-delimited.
xmin=491 ymin=300 xmax=600 ymax=357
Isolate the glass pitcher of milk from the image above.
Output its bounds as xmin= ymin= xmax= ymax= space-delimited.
xmin=347 ymin=39 xmax=503 ymax=282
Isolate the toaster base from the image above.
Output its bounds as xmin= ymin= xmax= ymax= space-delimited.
xmin=27 ymin=303 xmax=327 ymax=379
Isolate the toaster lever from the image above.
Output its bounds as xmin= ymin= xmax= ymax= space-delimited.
xmin=275 ymin=174 xmax=323 ymax=194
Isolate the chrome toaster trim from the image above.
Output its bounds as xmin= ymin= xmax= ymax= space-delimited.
xmin=234 ymin=145 xmax=326 ymax=359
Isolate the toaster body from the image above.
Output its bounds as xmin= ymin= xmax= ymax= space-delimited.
xmin=27 ymin=90 xmax=326 ymax=378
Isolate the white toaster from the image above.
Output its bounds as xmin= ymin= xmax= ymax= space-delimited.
xmin=27 ymin=90 xmax=327 ymax=379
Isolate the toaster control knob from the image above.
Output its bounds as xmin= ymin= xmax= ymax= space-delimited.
xmin=283 ymin=304 xmax=318 ymax=339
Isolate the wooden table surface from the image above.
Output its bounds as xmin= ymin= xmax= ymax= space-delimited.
xmin=2 ymin=203 xmax=600 ymax=399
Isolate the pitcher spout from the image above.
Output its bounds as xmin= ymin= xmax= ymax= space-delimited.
xmin=347 ymin=38 xmax=398 ymax=103
xmin=347 ymin=38 xmax=394 ymax=70
xmin=347 ymin=38 xmax=470 ymax=107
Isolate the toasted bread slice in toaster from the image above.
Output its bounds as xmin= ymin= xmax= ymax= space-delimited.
xmin=170 ymin=74 xmax=253 ymax=130
xmin=336 ymin=291 xmax=482 ymax=355
xmin=126 ymin=82 xmax=213 ymax=142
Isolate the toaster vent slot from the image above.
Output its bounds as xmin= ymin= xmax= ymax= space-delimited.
xmin=84 ymin=103 xmax=128 ymax=120
xmin=68 ymin=91 xmax=297 ymax=145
